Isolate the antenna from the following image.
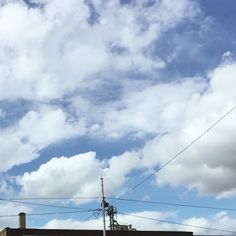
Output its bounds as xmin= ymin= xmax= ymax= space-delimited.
xmin=107 ymin=205 xmax=118 ymax=230
xmin=101 ymin=177 xmax=107 ymax=236
xmin=100 ymin=177 xmax=135 ymax=232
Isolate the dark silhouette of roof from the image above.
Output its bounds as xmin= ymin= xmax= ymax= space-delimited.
xmin=0 ymin=228 xmax=193 ymax=236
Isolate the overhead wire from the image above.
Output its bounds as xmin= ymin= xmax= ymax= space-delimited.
xmin=27 ymin=210 xmax=94 ymax=216
xmin=117 ymin=212 xmax=236 ymax=234
xmin=2 ymin=106 xmax=235 ymax=231
xmin=0 ymin=196 xmax=101 ymax=200
xmin=2 ymin=196 xmax=236 ymax=214
xmin=107 ymin=197 xmax=236 ymax=212
xmin=0 ymin=197 xmax=99 ymax=228
xmin=115 ymin=105 xmax=236 ymax=199
xmin=72 ymin=211 xmax=98 ymax=229
xmin=0 ymin=197 xmax=100 ymax=228
xmin=0 ymin=196 xmax=101 ymax=227
xmin=3 ymin=197 xmax=236 ymax=216
xmin=0 ymin=198 xmax=91 ymax=211
xmin=0 ymin=197 xmax=236 ymax=211
xmin=0 ymin=209 xmax=95 ymax=218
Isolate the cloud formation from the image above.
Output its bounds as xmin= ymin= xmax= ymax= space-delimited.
xmin=0 ymin=107 xmax=85 ymax=172
xmin=18 ymin=151 xmax=141 ymax=199
xmin=0 ymin=0 xmax=199 ymax=100
xmin=43 ymin=210 xmax=236 ymax=235
xmin=0 ymin=202 xmax=30 ymax=230
xmin=15 ymin=61 xmax=236 ymax=200
xmin=141 ymin=62 xmax=236 ymax=198
xmin=1 ymin=0 xmax=236 ymax=231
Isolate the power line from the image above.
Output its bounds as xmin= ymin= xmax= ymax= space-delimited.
xmin=108 ymin=197 xmax=236 ymax=212
xmin=0 ymin=197 xmax=100 ymax=227
xmin=118 ymin=212 xmax=236 ymax=234
xmin=72 ymin=212 xmax=97 ymax=229
xmin=117 ymin=105 xmax=236 ymax=199
xmin=2 ymin=196 xmax=236 ymax=213
xmin=0 ymin=209 xmax=95 ymax=218
xmin=27 ymin=210 xmax=94 ymax=216
xmin=0 ymin=199 xmax=90 ymax=211
xmin=0 ymin=197 xmax=101 ymax=200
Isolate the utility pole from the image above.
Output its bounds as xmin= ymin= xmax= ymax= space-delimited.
xmin=101 ymin=177 xmax=106 ymax=236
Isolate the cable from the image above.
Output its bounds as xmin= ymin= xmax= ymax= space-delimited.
xmin=107 ymin=197 xmax=236 ymax=212
xmin=0 ymin=196 xmax=101 ymax=200
xmin=0 ymin=209 xmax=95 ymax=218
xmin=0 ymin=199 xmax=90 ymax=211
xmin=27 ymin=210 xmax=94 ymax=216
xmin=72 ymin=213 xmax=96 ymax=229
xmin=0 ymin=197 xmax=101 ymax=228
xmin=3 ymin=196 xmax=236 ymax=213
xmin=117 ymin=105 xmax=236 ymax=199
xmin=118 ymin=212 xmax=236 ymax=234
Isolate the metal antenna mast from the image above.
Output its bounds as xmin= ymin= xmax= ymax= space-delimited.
xmin=101 ymin=177 xmax=106 ymax=236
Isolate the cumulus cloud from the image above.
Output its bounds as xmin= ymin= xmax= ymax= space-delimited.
xmin=18 ymin=152 xmax=103 ymax=198
xmin=68 ymin=61 xmax=236 ymax=199
xmin=1 ymin=1 xmax=236 ymax=230
xmin=0 ymin=0 xmax=207 ymax=185
xmin=0 ymin=0 xmax=200 ymax=101
xmin=1 ymin=0 xmax=235 ymax=232
xmin=42 ymin=210 xmax=176 ymax=231
xmin=140 ymin=62 xmax=236 ymax=198
xmin=17 ymin=151 xmax=141 ymax=199
xmin=3 ymin=58 xmax=236 ymax=203
xmin=42 ymin=210 xmax=236 ymax=235
xmin=181 ymin=211 xmax=236 ymax=235
xmin=101 ymin=79 xmax=205 ymax=136
xmin=15 ymin=61 xmax=236 ymax=200
xmin=0 ymin=107 xmax=85 ymax=172
xmin=70 ymin=78 xmax=205 ymax=138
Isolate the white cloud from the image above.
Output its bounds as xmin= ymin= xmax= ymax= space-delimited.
xmin=17 ymin=107 xmax=86 ymax=148
xmin=43 ymin=217 xmax=103 ymax=230
xmin=17 ymin=151 xmax=141 ymax=199
xmin=63 ymin=61 xmax=236 ymax=199
xmin=221 ymin=51 xmax=233 ymax=64
xmin=0 ymin=0 xmax=201 ymax=101
xmin=42 ymin=210 xmax=236 ymax=235
xmin=18 ymin=152 xmax=103 ymax=198
xmin=181 ymin=211 xmax=236 ymax=235
xmin=70 ymin=78 xmax=205 ymax=139
xmin=102 ymin=79 xmax=205 ymax=136
xmin=42 ymin=210 xmax=176 ymax=231
xmin=1 ymin=0 xmax=235 ymax=212
xmin=0 ymin=107 xmax=85 ymax=172
xmin=140 ymin=62 xmax=236 ymax=198
xmin=0 ymin=202 xmax=31 ymax=230
xmin=5 ymin=59 xmax=236 ymax=201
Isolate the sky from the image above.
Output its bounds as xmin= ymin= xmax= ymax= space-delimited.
xmin=0 ymin=0 xmax=236 ymax=235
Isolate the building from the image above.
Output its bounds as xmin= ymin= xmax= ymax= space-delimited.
xmin=0 ymin=228 xmax=193 ymax=236
xmin=0 ymin=212 xmax=193 ymax=236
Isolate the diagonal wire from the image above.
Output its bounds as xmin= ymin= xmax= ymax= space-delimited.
xmin=0 ymin=197 xmax=101 ymax=200
xmin=27 ymin=210 xmax=93 ymax=216
xmin=0 ymin=209 xmax=94 ymax=218
xmin=0 ymin=199 xmax=90 ymax=211
xmin=118 ymin=212 xmax=236 ymax=234
xmin=72 ymin=212 xmax=96 ymax=229
xmin=107 ymin=197 xmax=236 ymax=212
xmin=115 ymin=105 xmax=236 ymax=200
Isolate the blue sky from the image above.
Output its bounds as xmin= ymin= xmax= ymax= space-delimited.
xmin=0 ymin=0 xmax=236 ymax=234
